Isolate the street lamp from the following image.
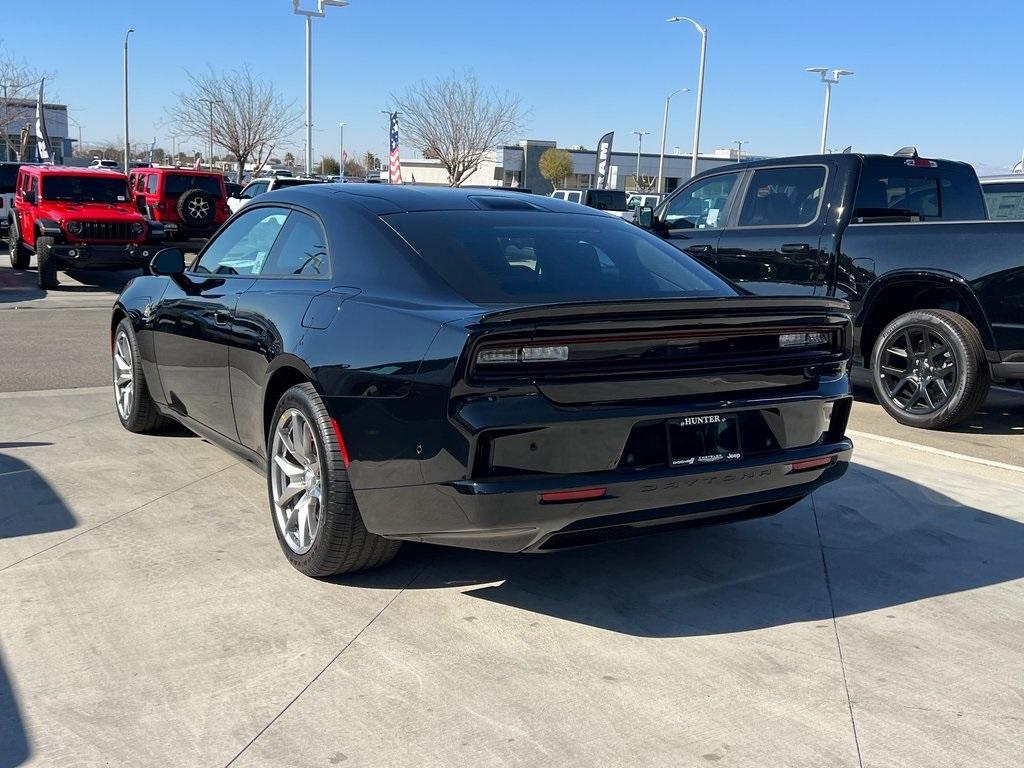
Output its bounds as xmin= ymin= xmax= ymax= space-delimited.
xmin=123 ymin=28 xmax=134 ymax=172
xmin=632 ymin=130 xmax=650 ymax=190
xmin=657 ymin=87 xmax=689 ymax=194
xmin=293 ymin=0 xmax=349 ymax=177
xmin=806 ymin=67 xmax=853 ymax=154
xmin=197 ymin=99 xmax=224 ymax=172
xmin=339 ymin=121 xmax=345 ymax=179
xmin=733 ymin=139 xmax=749 ymax=162
xmin=668 ymin=16 xmax=707 ymax=179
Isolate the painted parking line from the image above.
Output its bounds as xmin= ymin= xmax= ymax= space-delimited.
xmin=847 ymin=429 xmax=1024 ymax=475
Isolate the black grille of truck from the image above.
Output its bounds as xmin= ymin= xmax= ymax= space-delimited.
xmin=80 ymin=221 xmax=133 ymax=240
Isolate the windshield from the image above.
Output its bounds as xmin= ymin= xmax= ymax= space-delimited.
xmin=41 ymin=176 xmax=130 ymax=203
xmin=384 ymin=210 xmax=735 ymax=305
xmin=164 ymin=174 xmax=223 ymax=197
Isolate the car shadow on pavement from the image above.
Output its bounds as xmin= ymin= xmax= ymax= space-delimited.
xmin=0 ymin=650 xmax=29 ymax=768
xmin=0 ymin=444 xmax=76 ymax=539
xmin=336 ymin=463 xmax=1023 ymax=638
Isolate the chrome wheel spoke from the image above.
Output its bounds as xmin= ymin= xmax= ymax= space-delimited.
xmin=270 ymin=408 xmax=324 ymax=555
xmin=274 ymin=453 xmax=304 ymax=479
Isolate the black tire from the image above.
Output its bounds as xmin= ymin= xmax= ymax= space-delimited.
xmin=34 ymin=236 xmax=59 ymax=289
xmin=113 ymin=318 xmax=171 ymax=433
xmin=8 ymin=218 xmax=31 ymax=270
xmin=870 ymin=309 xmax=990 ymax=429
xmin=267 ymin=383 xmax=400 ymax=577
xmin=176 ymin=189 xmax=216 ymax=228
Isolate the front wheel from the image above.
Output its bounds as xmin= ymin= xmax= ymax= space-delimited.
xmin=870 ymin=309 xmax=990 ymax=429
xmin=35 ymin=236 xmax=58 ymax=289
xmin=268 ymin=383 xmax=400 ymax=577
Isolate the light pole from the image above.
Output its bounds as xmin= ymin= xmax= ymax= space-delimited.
xmin=197 ymin=99 xmax=223 ymax=172
xmin=123 ymin=28 xmax=134 ymax=172
xmin=806 ymin=67 xmax=853 ymax=154
xmin=293 ymin=0 xmax=349 ymax=177
xmin=668 ymin=16 xmax=707 ymax=179
xmin=339 ymin=121 xmax=345 ymax=178
xmin=733 ymin=139 xmax=749 ymax=162
xmin=657 ymin=88 xmax=689 ymax=194
xmin=632 ymin=130 xmax=650 ymax=190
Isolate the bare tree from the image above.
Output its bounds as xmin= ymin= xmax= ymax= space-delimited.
xmin=0 ymin=44 xmax=52 ymax=160
xmin=392 ymin=72 xmax=526 ymax=187
xmin=167 ymin=66 xmax=299 ymax=182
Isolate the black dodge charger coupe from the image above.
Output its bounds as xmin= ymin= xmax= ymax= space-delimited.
xmin=111 ymin=184 xmax=853 ymax=576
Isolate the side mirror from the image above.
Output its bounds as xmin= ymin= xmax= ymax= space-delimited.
xmin=150 ymin=247 xmax=186 ymax=276
xmin=636 ymin=205 xmax=655 ymax=229
xmin=23 ymin=190 xmax=36 ymax=205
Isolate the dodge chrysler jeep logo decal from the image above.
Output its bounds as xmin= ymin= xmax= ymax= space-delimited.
xmin=679 ymin=414 xmax=722 ymax=426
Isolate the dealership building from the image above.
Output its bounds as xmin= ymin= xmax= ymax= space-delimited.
xmin=0 ymin=98 xmax=73 ymax=163
xmin=399 ymin=139 xmax=768 ymax=193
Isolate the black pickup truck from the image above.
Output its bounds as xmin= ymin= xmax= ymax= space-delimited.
xmin=637 ymin=150 xmax=1024 ymax=429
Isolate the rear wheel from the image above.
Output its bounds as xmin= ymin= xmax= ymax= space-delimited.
xmin=870 ymin=309 xmax=990 ymax=429
xmin=35 ymin=236 xmax=59 ymax=289
xmin=8 ymin=218 xmax=31 ymax=270
xmin=268 ymin=383 xmax=400 ymax=577
xmin=113 ymin=319 xmax=170 ymax=433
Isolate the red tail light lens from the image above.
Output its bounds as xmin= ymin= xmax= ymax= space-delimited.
xmin=786 ymin=456 xmax=834 ymax=473
xmin=538 ymin=487 xmax=606 ymax=504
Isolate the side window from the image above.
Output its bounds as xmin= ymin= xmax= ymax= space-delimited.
xmin=146 ymin=175 xmax=158 ymax=194
xmin=738 ymin=166 xmax=827 ymax=227
xmin=192 ymin=206 xmax=288 ymax=276
xmin=663 ymin=172 xmax=739 ymax=229
xmin=29 ymin=177 xmax=39 ymax=199
xmin=984 ymin=183 xmax=1024 ymax=220
xmin=567 ymin=191 xmax=582 ymax=204
xmin=258 ymin=212 xmax=330 ymax=277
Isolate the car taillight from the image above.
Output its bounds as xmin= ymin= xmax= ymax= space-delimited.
xmin=904 ymin=158 xmax=938 ymax=168
xmin=476 ymin=345 xmax=569 ymax=366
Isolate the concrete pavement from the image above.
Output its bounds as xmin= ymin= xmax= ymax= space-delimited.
xmin=0 ymin=388 xmax=1021 ymax=767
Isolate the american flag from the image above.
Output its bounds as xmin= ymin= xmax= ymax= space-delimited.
xmin=388 ymin=112 xmax=402 ymax=185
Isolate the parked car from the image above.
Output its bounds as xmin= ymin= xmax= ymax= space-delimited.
xmin=0 ymin=161 xmax=41 ymax=241
xmin=128 ymin=167 xmax=231 ymax=240
xmin=551 ymin=188 xmax=633 ymax=221
xmin=627 ymin=192 xmax=663 ymax=211
xmin=224 ymin=180 xmax=244 ymax=199
xmin=980 ymin=175 xmax=1024 ymax=220
xmin=637 ymin=149 xmax=1024 ymax=429
xmin=89 ymin=159 xmax=119 ymax=169
xmin=227 ymin=176 xmax=324 ymax=213
xmin=8 ymin=166 xmax=163 ymax=288
xmin=112 ymin=184 xmax=853 ymax=577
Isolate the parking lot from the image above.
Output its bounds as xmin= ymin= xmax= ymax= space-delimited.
xmin=1 ymin=248 xmax=1023 ymax=767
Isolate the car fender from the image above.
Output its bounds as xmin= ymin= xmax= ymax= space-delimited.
xmin=35 ymin=218 xmax=62 ymax=238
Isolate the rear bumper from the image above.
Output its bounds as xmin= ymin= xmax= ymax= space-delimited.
xmin=356 ymin=439 xmax=852 ymax=553
xmin=50 ymin=242 xmax=161 ymax=270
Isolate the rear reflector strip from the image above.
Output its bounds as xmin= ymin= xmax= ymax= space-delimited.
xmin=538 ymin=487 xmax=607 ymax=504
xmin=787 ymin=456 xmax=834 ymax=473
xmin=329 ymin=417 xmax=351 ymax=469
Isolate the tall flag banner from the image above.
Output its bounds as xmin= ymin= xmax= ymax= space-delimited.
xmin=593 ymin=131 xmax=614 ymax=190
xmin=148 ymin=138 xmax=157 ymax=165
xmin=389 ymin=112 xmax=403 ymax=185
xmin=35 ymin=79 xmax=52 ymax=163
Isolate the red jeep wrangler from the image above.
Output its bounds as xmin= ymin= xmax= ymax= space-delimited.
xmin=8 ymin=166 xmax=164 ymax=289
xmin=128 ymin=167 xmax=230 ymax=240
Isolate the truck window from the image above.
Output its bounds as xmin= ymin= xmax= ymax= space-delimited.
xmin=586 ymin=189 xmax=627 ymax=211
xmin=853 ymin=162 xmax=987 ymax=222
xmin=983 ymin=182 xmax=1024 ymax=220
xmin=738 ymin=166 xmax=826 ymax=227
xmin=147 ymin=175 xmax=159 ymax=194
xmin=662 ymin=172 xmax=739 ymax=229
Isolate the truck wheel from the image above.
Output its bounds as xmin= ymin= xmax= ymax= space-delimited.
xmin=35 ymin=236 xmax=59 ymax=289
xmin=113 ymin=319 xmax=170 ymax=433
xmin=177 ymin=189 xmax=216 ymax=228
xmin=8 ymin=218 xmax=31 ymax=269
xmin=870 ymin=309 xmax=990 ymax=429
xmin=267 ymin=383 xmax=400 ymax=578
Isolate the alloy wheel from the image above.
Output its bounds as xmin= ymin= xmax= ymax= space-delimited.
xmin=270 ymin=408 xmax=323 ymax=555
xmin=188 ymin=198 xmax=210 ymax=220
xmin=113 ymin=330 xmax=135 ymax=420
xmin=877 ymin=325 xmax=957 ymax=414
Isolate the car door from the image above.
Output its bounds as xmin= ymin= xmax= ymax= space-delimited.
xmin=151 ymin=206 xmax=289 ymax=439
xmin=230 ymin=208 xmax=333 ymax=452
xmin=714 ymin=164 xmax=830 ymax=295
xmin=655 ymin=170 xmax=742 ymax=270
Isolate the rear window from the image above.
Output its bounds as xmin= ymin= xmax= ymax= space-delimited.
xmin=853 ymin=161 xmax=987 ymax=222
xmin=164 ymin=174 xmax=223 ymax=197
xmin=983 ymin=182 xmax=1024 ymax=220
xmin=385 ymin=210 xmax=735 ymax=305
xmin=0 ymin=165 xmax=19 ymax=194
xmin=585 ymin=189 xmax=628 ymax=211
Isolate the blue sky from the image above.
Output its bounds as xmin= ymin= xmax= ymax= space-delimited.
xmin=4 ymin=0 xmax=1023 ymax=172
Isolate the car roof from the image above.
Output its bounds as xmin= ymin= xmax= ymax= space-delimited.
xmin=139 ymin=167 xmax=225 ymax=177
xmin=260 ymin=183 xmax=610 ymax=215
xmin=23 ymin=165 xmax=128 ymax=179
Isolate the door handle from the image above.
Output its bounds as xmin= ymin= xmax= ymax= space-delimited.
xmin=687 ymin=244 xmax=713 ymax=254
xmin=781 ymin=243 xmax=810 ymax=254
xmin=214 ymin=310 xmax=231 ymax=325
